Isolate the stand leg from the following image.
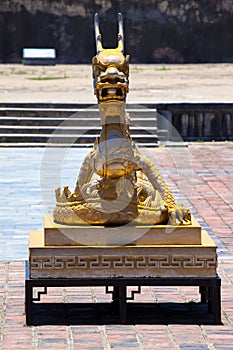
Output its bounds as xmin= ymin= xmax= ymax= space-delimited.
xmin=199 ymin=286 xmax=208 ymax=303
xmin=207 ymin=278 xmax=221 ymax=324
xmin=25 ymin=281 xmax=33 ymax=326
xmin=207 ymin=286 xmax=213 ymax=313
xmin=119 ymin=286 xmax=127 ymax=323
xmin=213 ymin=278 xmax=221 ymax=324
xmin=112 ymin=286 xmax=120 ymax=303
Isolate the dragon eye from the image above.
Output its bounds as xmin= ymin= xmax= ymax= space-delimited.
xmin=121 ymin=63 xmax=129 ymax=76
xmin=93 ymin=63 xmax=106 ymax=77
xmin=94 ymin=65 xmax=100 ymax=76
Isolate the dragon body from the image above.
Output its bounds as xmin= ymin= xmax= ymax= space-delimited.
xmin=53 ymin=13 xmax=191 ymax=226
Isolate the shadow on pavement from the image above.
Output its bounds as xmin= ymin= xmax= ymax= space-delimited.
xmin=31 ymin=301 xmax=218 ymax=326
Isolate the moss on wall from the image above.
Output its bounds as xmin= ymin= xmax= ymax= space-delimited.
xmin=0 ymin=0 xmax=233 ymax=63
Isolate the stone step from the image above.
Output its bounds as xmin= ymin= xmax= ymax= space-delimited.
xmin=0 ymin=106 xmax=158 ymax=145
xmin=0 ymin=107 xmax=158 ymax=118
xmin=0 ymin=125 xmax=158 ymax=135
xmin=0 ymin=142 xmax=158 ymax=148
xmin=0 ymin=133 xmax=158 ymax=144
xmin=0 ymin=117 xmax=156 ymax=127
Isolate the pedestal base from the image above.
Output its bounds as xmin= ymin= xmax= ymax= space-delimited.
xmin=44 ymin=214 xmax=202 ymax=246
xmin=27 ymin=220 xmax=220 ymax=325
xmin=29 ymin=229 xmax=217 ymax=279
xmin=25 ymin=261 xmax=221 ymax=325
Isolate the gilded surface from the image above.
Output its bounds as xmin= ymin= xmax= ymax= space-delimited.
xmin=53 ymin=13 xmax=191 ymax=226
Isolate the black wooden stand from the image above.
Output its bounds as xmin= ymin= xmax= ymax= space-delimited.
xmin=25 ymin=262 xmax=221 ymax=325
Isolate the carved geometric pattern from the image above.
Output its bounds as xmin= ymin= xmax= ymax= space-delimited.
xmin=30 ymin=255 xmax=217 ymax=270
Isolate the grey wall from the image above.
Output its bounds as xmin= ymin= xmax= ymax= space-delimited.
xmin=1 ymin=0 xmax=233 ymax=63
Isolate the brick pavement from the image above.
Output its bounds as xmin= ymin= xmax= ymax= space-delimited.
xmin=0 ymin=142 xmax=233 ymax=349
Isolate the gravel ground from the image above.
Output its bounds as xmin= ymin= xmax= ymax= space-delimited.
xmin=0 ymin=63 xmax=233 ymax=103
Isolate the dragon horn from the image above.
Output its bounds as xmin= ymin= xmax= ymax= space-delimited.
xmin=117 ymin=12 xmax=124 ymax=52
xmin=94 ymin=13 xmax=103 ymax=53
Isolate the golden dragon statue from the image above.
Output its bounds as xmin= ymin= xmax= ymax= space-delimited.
xmin=53 ymin=13 xmax=191 ymax=227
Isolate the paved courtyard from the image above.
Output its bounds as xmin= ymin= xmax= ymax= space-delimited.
xmin=0 ymin=64 xmax=233 ymax=348
xmin=0 ymin=142 xmax=233 ymax=349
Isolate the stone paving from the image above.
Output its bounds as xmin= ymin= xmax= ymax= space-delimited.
xmin=0 ymin=142 xmax=233 ymax=349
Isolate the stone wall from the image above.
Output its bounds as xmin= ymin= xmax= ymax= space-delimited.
xmin=0 ymin=0 xmax=233 ymax=63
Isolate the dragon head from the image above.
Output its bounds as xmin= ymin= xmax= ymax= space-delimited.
xmin=92 ymin=13 xmax=130 ymax=103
